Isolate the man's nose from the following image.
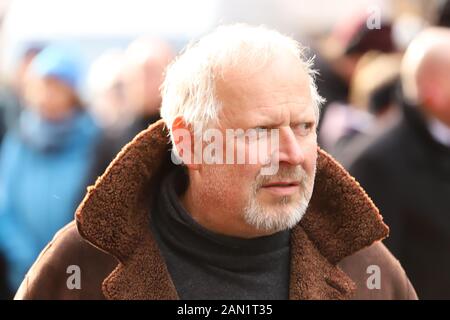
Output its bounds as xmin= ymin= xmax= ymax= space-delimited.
xmin=276 ymin=127 xmax=305 ymax=166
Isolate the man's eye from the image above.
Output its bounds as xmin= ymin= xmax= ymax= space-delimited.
xmin=293 ymin=122 xmax=314 ymax=136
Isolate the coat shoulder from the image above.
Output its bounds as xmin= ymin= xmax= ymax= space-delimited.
xmin=338 ymin=241 xmax=418 ymax=300
xmin=15 ymin=221 xmax=117 ymax=300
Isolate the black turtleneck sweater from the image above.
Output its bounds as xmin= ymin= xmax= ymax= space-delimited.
xmin=149 ymin=167 xmax=291 ymax=300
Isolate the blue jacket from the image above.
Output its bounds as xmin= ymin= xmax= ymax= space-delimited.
xmin=0 ymin=109 xmax=101 ymax=290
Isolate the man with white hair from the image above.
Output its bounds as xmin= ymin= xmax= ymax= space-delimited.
xmin=15 ymin=24 xmax=416 ymax=300
xmin=350 ymin=27 xmax=450 ymax=299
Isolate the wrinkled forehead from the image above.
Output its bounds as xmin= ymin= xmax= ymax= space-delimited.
xmin=215 ymin=54 xmax=314 ymax=128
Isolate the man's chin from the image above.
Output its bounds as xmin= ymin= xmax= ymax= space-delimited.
xmin=247 ymin=202 xmax=305 ymax=230
xmin=256 ymin=192 xmax=302 ymax=207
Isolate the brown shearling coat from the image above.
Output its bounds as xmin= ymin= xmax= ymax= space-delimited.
xmin=15 ymin=120 xmax=417 ymax=300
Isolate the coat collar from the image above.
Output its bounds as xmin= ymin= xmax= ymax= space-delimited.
xmin=75 ymin=120 xmax=388 ymax=300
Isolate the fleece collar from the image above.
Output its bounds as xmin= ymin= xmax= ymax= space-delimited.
xmin=75 ymin=120 xmax=388 ymax=300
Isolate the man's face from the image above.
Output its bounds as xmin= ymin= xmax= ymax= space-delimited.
xmin=195 ymin=53 xmax=318 ymax=235
xmin=428 ymin=63 xmax=450 ymax=126
xmin=123 ymin=61 xmax=162 ymax=114
xmin=416 ymin=45 xmax=450 ymax=126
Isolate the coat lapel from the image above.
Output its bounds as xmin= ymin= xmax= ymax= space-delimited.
xmin=289 ymin=225 xmax=355 ymax=299
xmin=101 ymin=233 xmax=178 ymax=300
xmin=289 ymin=148 xmax=388 ymax=299
xmin=75 ymin=119 xmax=388 ymax=300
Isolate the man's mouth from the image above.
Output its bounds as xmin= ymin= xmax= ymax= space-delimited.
xmin=260 ymin=181 xmax=300 ymax=196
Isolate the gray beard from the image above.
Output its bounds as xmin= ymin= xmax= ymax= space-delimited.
xmin=243 ymin=165 xmax=315 ymax=232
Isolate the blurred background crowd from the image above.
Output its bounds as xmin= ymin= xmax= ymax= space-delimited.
xmin=0 ymin=0 xmax=449 ymax=299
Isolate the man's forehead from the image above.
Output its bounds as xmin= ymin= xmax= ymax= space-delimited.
xmin=215 ymin=55 xmax=313 ymax=125
xmin=218 ymin=51 xmax=307 ymax=83
xmin=217 ymin=53 xmax=310 ymax=88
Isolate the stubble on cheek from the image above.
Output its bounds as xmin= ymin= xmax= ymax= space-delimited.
xmin=197 ymin=165 xmax=254 ymax=220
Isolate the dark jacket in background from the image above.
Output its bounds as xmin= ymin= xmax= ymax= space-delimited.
xmin=349 ymin=103 xmax=450 ymax=299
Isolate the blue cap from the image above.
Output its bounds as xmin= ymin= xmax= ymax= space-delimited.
xmin=31 ymin=44 xmax=83 ymax=91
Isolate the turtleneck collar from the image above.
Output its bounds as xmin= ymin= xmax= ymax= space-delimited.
xmin=150 ymin=166 xmax=290 ymax=271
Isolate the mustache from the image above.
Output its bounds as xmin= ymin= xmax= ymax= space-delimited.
xmin=254 ymin=166 xmax=309 ymax=189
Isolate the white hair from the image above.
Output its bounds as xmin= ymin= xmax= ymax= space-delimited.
xmin=401 ymin=27 xmax=450 ymax=104
xmin=160 ymin=24 xmax=324 ymax=146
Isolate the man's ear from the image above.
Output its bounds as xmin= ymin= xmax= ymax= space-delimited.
xmin=171 ymin=116 xmax=200 ymax=170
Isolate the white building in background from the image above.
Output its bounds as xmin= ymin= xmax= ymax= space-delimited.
xmin=0 ymin=0 xmax=394 ymax=85
xmin=0 ymin=0 xmax=218 ymax=81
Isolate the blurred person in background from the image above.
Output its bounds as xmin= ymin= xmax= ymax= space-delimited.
xmin=349 ymin=27 xmax=450 ymax=299
xmin=122 ymin=37 xmax=174 ymax=140
xmin=314 ymin=12 xmax=396 ymax=147
xmin=92 ymin=37 xmax=174 ymax=176
xmin=87 ymin=49 xmax=129 ymax=133
xmin=0 ymin=44 xmax=43 ymax=300
xmin=437 ymin=0 xmax=450 ymax=27
xmin=331 ymin=52 xmax=403 ymax=167
xmin=0 ymin=46 xmax=42 ymax=142
xmin=0 ymin=44 xmax=102 ymax=292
